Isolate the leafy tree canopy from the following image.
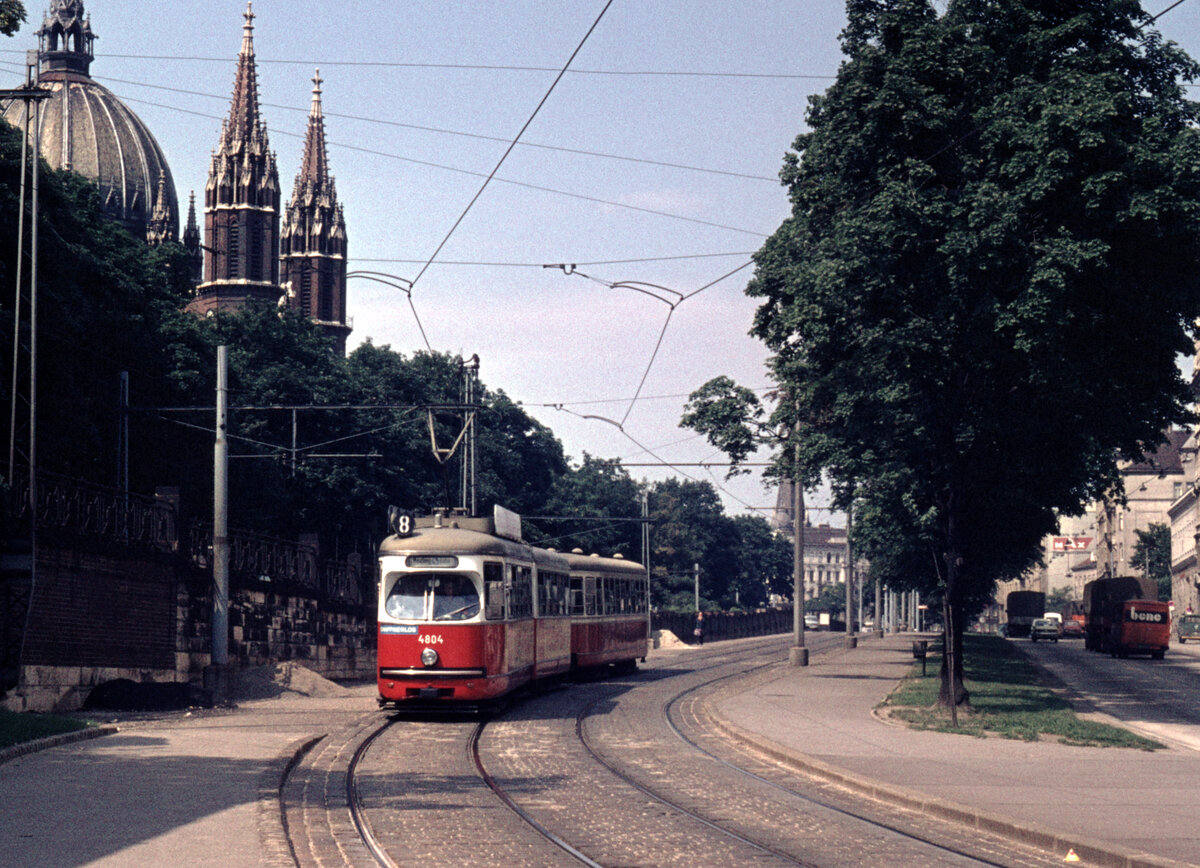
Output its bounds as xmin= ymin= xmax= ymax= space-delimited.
xmin=746 ymin=0 xmax=1200 ymax=705
xmin=535 ymin=453 xmax=643 ymax=557
xmin=1131 ymin=522 xmax=1172 ymax=600
xmin=0 ymin=1 xmax=23 ymax=37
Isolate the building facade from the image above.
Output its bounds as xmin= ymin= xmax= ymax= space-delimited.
xmin=1095 ymin=430 xmax=1187 ymax=581
xmin=1170 ymin=429 xmax=1200 ymax=613
xmin=771 ymin=481 xmax=864 ymax=601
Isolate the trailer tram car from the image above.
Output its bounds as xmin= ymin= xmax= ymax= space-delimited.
xmin=564 ymin=549 xmax=649 ymax=675
xmin=376 ymin=507 xmax=648 ymax=709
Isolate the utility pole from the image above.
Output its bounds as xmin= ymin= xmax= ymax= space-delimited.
xmin=642 ymin=490 xmax=651 ymax=653
xmin=6 ymin=53 xmax=52 ymax=694
xmin=790 ymin=457 xmax=808 ymax=665
xmin=845 ymin=504 xmax=857 ymax=649
xmin=460 ymin=355 xmax=479 ymax=516
xmin=209 ymin=346 xmax=230 ymax=699
xmin=693 ymin=562 xmax=700 ymax=613
xmin=875 ymin=576 xmax=883 ymax=637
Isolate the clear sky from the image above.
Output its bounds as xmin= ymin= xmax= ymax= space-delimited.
xmin=3 ymin=1 xmax=1200 ymax=524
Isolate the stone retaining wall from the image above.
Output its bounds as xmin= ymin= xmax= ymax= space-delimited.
xmin=2 ymin=541 xmax=375 ymax=713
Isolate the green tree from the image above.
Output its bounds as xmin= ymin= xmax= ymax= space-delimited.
xmin=810 ymin=581 xmax=847 ymax=621
xmin=0 ymin=121 xmax=197 ymax=491
xmin=0 ymin=1 xmax=24 ymax=37
xmin=536 ymin=454 xmax=643 ymax=558
xmin=1045 ymin=586 xmax=1076 ymax=616
xmin=1131 ymin=522 xmax=1172 ymax=601
xmin=728 ymin=514 xmax=791 ymax=607
xmin=746 ymin=1 xmax=1200 ymax=711
xmin=474 ymin=388 xmax=567 ymax=520
xmin=648 ymin=478 xmax=733 ymax=611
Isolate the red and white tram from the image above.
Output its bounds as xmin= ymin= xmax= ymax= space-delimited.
xmin=376 ymin=507 xmax=648 ymax=709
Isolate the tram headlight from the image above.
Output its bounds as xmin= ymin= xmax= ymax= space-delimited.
xmin=420 ymin=647 xmax=439 ymax=668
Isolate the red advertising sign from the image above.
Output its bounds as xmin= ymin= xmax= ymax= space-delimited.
xmin=1052 ymin=537 xmax=1093 ymax=552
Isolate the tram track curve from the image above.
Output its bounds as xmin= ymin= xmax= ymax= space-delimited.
xmin=296 ymin=635 xmax=825 ymax=866
xmin=285 ymin=633 xmax=1069 ymax=866
xmin=565 ymin=635 xmax=1061 ymax=867
xmin=655 ymin=657 xmax=1058 ymax=867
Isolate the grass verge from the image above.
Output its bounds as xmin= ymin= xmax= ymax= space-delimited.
xmin=879 ymin=633 xmax=1163 ymax=750
xmin=0 ymin=708 xmax=91 ymax=750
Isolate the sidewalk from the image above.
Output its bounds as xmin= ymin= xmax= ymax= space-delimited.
xmin=0 ymin=688 xmax=378 ymax=868
xmin=712 ymin=634 xmax=1200 ymax=868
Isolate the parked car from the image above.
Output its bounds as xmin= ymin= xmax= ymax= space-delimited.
xmin=1061 ymin=620 xmax=1085 ymax=639
xmin=804 ymin=613 xmax=820 ymax=630
xmin=1176 ymin=613 xmax=1200 ymax=644
xmin=1030 ymin=618 xmax=1061 ymax=642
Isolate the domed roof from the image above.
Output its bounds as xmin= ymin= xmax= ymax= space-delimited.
xmin=0 ymin=1 xmax=177 ymax=242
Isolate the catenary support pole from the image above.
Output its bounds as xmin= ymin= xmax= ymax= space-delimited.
xmin=845 ymin=504 xmax=857 ymax=648
xmin=790 ymin=462 xmax=808 ymax=665
xmin=212 ymin=346 xmax=229 ymax=669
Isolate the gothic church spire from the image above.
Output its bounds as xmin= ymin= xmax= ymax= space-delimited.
xmin=281 ymin=69 xmax=351 ymax=354
xmin=188 ymin=1 xmax=283 ymax=316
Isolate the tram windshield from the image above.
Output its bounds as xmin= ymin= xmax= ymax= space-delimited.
xmin=383 ymin=573 xmax=480 ymax=621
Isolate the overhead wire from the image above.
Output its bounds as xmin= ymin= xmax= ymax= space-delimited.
xmin=0 ymin=47 xmax=834 ymax=80
xmin=91 ymin=72 xmax=779 ymax=183
xmin=352 ymin=252 xmax=757 ymax=267
xmin=102 ymin=91 xmax=768 ymax=238
xmin=408 ymin=0 xmax=616 ymax=291
xmin=0 ymin=63 xmax=777 ymax=239
xmin=527 ymin=385 xmax=774 ymax=409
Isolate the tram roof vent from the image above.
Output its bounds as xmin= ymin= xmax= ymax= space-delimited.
xmin=572 ymin=548 xmax=584 ymax=554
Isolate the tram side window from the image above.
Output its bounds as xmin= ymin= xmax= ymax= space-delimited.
xmin=584 ymin=576 xmax=596 ymax=616
xmin=555 ymin=571 xmax=569 ymax=615
xmin=538 ymin=570 xmax=567 ymax=617
xmin=536 ymin=569 xmax=553 ymax=617
xmin=569 ymin=575 xmax=584 ymax=615
xmin=510 ymin=566 xmax=533 ymax=618
xmin=484 ymin=562 xmax=505 ymax=620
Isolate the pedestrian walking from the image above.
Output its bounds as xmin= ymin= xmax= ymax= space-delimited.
xmin=694 ymin=611 xmax=704 ymax=645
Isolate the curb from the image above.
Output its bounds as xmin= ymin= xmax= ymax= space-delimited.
xmin=258 ymin=732 xmax=327 ymax=868
xmin=705 ymin=689 xmax=1196 ymax=868
xmin=0 ymin=723 xmax=119 ymax=766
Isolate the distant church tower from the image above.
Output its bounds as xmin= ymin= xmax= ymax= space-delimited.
xmin=187 ymin=3 xmax=282 ymax=316
xmin=182 ymin=192 xmax=202 ymax=285
xmin=281 ymin=71 xmax=351 ymax=355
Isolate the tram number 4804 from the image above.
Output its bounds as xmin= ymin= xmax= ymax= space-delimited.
xmin=418 ymin=634 xmax=444 ymax=645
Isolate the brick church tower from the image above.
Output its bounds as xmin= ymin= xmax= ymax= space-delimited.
xmin=187 ymin=3 xmax=282 ymax=317
xmin=280 ymin=71 xmax=351 ymax=355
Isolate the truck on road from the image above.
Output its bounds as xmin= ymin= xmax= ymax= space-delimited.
xmin=1108 ymin=600 xmax=1170 ymax=659
xmin=1005 ymin=590 xmax=1046 ymax=638
xmin=1082 ymin=576 xmax=1167 ymax=658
